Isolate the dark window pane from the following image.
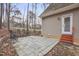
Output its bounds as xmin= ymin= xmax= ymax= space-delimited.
xmin=64 ymin=17 xmax=70 ymax=32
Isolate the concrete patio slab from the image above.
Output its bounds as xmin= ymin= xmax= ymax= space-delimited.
xmin=13 ymin=36 xmax=59 ymax=56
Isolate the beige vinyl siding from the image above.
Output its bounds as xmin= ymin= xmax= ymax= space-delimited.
xmin=73 ymin=9 xmax=79 ymax=45
xmin=42 ymin=8 xmax=79 ymax=44
xmin=42 ymin=15 xmax=61 ymax=39
xmin=42 ymin=15 xmax=61 ymax=35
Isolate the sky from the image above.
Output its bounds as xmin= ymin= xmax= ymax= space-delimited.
xmin=12 ymin=3 xmax=47 ymax=17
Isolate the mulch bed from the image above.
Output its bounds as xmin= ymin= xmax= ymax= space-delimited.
xmin=0 ymin=38 xmax=17 ymax=56
xmin=0 ymin=28 xmax=17 ymax=56
xmin=45 ymin=42 xmax=79 ymax=56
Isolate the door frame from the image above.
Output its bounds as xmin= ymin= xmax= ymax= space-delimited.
xmin=61 ymin=13 xmax=73 ymax=34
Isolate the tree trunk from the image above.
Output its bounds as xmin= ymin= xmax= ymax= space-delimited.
xmin=26 ymin=3 xmax=29 ymax=35
xmin=8 ymin=3 xmax=10 ymax=30
xmin=22 ymin=6 xmax=26 ymax=36
xmin=33 ymin=3 xmax=37 ymax=34
xmin=32 ymin=3 xmax=34 ymax=33
xmin=6 ymin=3 xmax=10 ymax=30
xmin=0 ymin=3 xmax=3 ymax=29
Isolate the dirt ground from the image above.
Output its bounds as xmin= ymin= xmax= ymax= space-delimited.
xmin=45 ymin=42 xmax=79 ymax=56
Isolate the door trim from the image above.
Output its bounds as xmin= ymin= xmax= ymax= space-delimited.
xmin=61 ymin=13 xmax=73 ymax=34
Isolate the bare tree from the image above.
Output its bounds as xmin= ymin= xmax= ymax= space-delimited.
xmin=6 ymin=3 xmax=10 ymax=30
xmin=0 ymin=3 xmax=3 ymax=29
xmin=14 ymin=9 xmax=21 ymax=15
xmin=26 ymin=3 xmax=29 ymax=35
xmin=32 ymin=3 xmax=34 ymax=31
xmin=8 ymin=3 xmax=10 ymax=30
xmin=33 ymin=3 xmax=37 ymax=33
xmin=22 ymin=6 xmax=26 ymax=28
xmin=41 ymin=3 xmax=49 ymax=10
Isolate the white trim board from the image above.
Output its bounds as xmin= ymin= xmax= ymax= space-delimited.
xmin=61 ymin=13 xmax=73 ymax=34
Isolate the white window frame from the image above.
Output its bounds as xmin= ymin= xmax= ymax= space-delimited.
xmin=61 ymin=13 xmax=73 ymax=34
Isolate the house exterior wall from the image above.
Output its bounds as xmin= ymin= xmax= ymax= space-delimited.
xmin=73 ymin=9 xmax=79 ymax=45
xmin=42 ymin=8 xmax=79 ymax=44
xmin=42 ymin=14 xmax=61 ymax=39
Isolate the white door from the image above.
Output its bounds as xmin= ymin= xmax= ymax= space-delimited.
xmin=62 ymin=14 xmax=73 ymax=34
